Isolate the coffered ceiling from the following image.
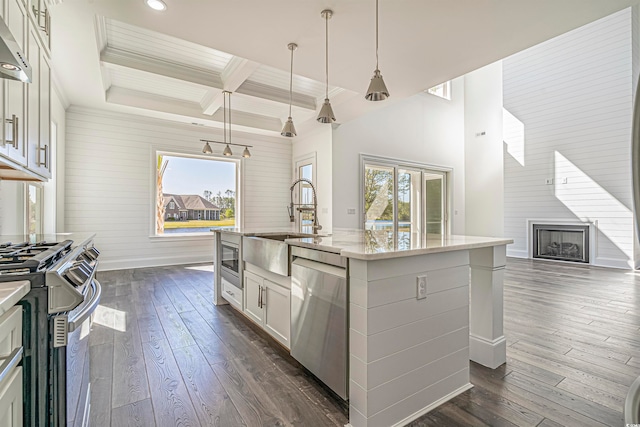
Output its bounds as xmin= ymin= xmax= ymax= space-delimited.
xmin=50 ymin=0 xmax=638 ymax=138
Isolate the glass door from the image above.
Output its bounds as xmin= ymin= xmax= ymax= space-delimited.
xmin=424 ymin=172 xmax=446 ymax=235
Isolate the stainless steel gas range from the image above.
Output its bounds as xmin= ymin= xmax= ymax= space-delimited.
xmin=0 ymin=234 xmax=101 ymax=426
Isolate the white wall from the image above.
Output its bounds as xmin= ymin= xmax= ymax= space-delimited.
xmin=65 ymin=107 xmax=291 ymax=270
xmin=0 ymin=180 xmax=24 ymax=235
xmin=332 ymin=78 xmax=466 ymax=232
xmin=292 ymin=126 xmax=332 ymax=233
xmin=503 ymin=8 xmax=635 ymax=268
xmin=464 ymin=62 xmax=504 ymax=237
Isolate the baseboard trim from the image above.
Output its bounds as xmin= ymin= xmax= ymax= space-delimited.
xmin=98 ymin=255 xmax=213 ymax=271
xmin=470 ymin=333 xmax=506 ymax=368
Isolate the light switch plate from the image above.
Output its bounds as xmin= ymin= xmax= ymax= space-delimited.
xmin=545 ymin=178 xmax=553 ymax=185
xmin=417 ymin=276 xmax=427 ymax=300
xmin=347 ymin=208 xmax=356 ymax=215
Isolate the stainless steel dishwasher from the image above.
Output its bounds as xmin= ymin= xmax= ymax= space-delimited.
xmin=290 ymin=246 xmax=348 ymax=400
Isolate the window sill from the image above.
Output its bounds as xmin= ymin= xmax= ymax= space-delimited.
xmin=149 ymin=232 xmax=215 ymax=242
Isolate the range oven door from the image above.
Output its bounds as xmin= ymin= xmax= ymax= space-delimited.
xmin=51 ymin=279 xmax=102 ymax=427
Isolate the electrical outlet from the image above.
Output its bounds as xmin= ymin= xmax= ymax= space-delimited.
xmin=347 ymin=208 xmax=356 ymax=215
xmin=417 ymin=276 xmax=427 ymax=300
xmin=560 ymin=177 xmax=567 ymax=184
xmin=545 ymin=178 xmax=553 ymax=185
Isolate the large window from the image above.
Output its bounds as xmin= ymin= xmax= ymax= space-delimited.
xmin=26 ymin=183 xmax=43 ymax=235
xmin=362 ymin=155 xmax=449 ymax=249
xmin=156 ymin=153 xmax=238 ymax=235
xmin=294 ymin=154 xmax=316 ymax=233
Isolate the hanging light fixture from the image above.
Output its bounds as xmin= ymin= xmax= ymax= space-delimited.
xmin=365 ymin=0 xmax=389 ymax=101
xmin=317 ymin=10 xmax=336 ymax=123
xmin=224 ymin=91 xmax=233 ymax=156
xmin=281 ymin=43 xmax=298 ymax=137
xmin=200 ymin=91 xmax=252 ymax=158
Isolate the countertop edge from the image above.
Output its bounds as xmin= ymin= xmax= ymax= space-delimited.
xmin=340 ymin=239 xmax=514 ymax=260
xmin=0 ymin=280 xmax=30 ymax=316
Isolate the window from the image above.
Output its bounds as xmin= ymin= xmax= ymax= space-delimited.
xmin=361 ymin=155 xmax=449 ymax=249
xmin=156 ymin=152 xmax=238 ymax=235
xmin=427 ymin=81 xmax=451 ymax=100
xmin=26 ymin=183 xmax=43 ymax=235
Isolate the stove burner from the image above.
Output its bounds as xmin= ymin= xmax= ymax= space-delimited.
xmin=0 ymin=240 xmax=73 ymax=274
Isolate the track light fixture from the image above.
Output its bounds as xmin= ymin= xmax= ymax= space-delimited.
xmin=201 ymin=91 xmax=251 ymax=158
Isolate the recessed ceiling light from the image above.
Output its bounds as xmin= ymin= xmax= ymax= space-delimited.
xmin=145 ymin=0 xmax=167 ymax=11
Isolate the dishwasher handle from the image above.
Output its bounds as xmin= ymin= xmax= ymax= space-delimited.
xmin=291 ymin=257 xmax=346 ymax=278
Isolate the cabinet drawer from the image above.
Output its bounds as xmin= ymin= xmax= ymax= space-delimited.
xmin=221 ymin=278 xmax=242 ymax=310
xmin=0 ymin=366 xmax=22 ymax=427
xmin=0 ymin=307 xmax=21 ymax=357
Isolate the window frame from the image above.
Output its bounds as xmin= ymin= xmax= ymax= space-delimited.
xmin=359 ymin=154 xmax=452 ymax=238
xmin=293 ymin=152 xmax=317 ymax=233
xmin=151 ymin=148 xmax=242 ymax=239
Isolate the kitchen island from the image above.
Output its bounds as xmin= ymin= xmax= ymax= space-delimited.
xmin=213 ymin=228 xmax=512 ymax=427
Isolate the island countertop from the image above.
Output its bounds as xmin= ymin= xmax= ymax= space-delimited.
xmin=284 ymin=228 xmax=513 ymax=260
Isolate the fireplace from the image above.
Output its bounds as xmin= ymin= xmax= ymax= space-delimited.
xmin=533 ymin=224 xmax=589 ymax=263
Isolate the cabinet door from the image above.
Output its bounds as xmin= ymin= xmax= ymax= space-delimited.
xmin=26 ymin=26 xmax=46 ymax=177
xmin=0 ymin=366 xmax=22 ymax=426
xmin=263 ymin=280 xmax=290 ymax=349
xmin=37 ymin=53 xmax=50 ymax=178
xmin=243 ymin=271 xmax=264 ymax=325
xmin=3 ymin=0 xmax=27 ymax=166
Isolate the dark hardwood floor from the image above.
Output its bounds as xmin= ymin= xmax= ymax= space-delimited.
xmin=90 ymin=258 xmax=640 ymax=426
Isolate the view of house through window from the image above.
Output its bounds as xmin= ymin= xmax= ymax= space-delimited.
xmin=156 ymin=153 xmax=237 ymax=234
xmin=363 ymin=157 xmax=449 ymax=249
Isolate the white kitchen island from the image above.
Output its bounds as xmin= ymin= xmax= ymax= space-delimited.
xmin=286 ymin=229 xmax=512 ymax=427
xmin=213 ymin=228 xmax=512 ymax=427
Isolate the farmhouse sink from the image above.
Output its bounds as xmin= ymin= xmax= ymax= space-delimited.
xmin=243 ymin=233 xmax=314 ymax=276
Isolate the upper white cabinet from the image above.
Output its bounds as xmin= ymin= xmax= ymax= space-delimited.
xmin=26 ymin=24 xmax=50 ymax=179
xmin=0 ymin=0 xmax=51 ymax=181
xmin=0 ymin=0 xmax=28 ymax=168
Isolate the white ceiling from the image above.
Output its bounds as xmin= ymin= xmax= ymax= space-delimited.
xmin=51 ymin=0 xmax=638 ymax=138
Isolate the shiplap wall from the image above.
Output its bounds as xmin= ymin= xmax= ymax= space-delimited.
xmin=503 ymin=8 xmax=635 ymax=268
xmin=65 ymin=107 xmax=291 ymax=270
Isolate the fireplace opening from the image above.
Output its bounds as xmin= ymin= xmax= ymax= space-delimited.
xmin=533 ymin=224 xmax=589 ymax=263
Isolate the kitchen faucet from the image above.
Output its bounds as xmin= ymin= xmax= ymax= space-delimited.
xmin=288 ymin=178 xmax=322 ymax=234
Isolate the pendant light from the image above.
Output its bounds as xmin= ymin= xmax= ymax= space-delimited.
xmin=317 ymin=10 xmax=336 ymax=123
xmin=281 ymin=43 xmax=298 ymax=137
xmin=365 ymin=0 xmax=389 ymax=101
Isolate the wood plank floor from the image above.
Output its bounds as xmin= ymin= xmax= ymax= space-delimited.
xmin=90 ymin=258 xmax=640 ymax=426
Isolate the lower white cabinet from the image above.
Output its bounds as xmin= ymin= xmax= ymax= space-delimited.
xmin=221 ymin=278 xmax=242 ymax=311
xmin=243 ymin=270 xmax=290 ymax=349
xmin=0 ymin=306 xmax=23 ymax=427
xmin=0 ymin=366 xmax=22 ymax=427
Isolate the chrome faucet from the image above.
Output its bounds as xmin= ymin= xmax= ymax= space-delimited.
xmin=289 ymin=178 xmax=322 ymax=234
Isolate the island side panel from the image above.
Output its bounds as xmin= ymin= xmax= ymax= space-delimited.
xmin=212 ymin=231 xmax=226 ymax=306
xmin=469 ymin=244 xmax=507 ymax=368
xmin=349 ymin=251 xmax=472 ymax=427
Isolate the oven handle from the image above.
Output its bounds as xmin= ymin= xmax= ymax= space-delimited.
xmin=0 ymin=347 xmax=23 ymax=385
xmin=68 ymin=279 xmax=102 ymax=332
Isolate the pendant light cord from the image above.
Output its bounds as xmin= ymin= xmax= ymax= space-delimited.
xmin=375 ymin=0 xmax=379 ymax=70
xmin=325 ymin=13 xmax=329 ymax=99
xmin=223 ymin=90 xmax=227 ymax=144
xmin=289 ymin=47 xmax=294 ymax=117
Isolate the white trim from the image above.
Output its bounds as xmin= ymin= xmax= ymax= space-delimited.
xmin=98 ymin=256 xmax=214 ymax=272
xmin=389 ymin=382 xmax=473 ymax=427
xmin=469 ymin=334 xmax=507 ymax=369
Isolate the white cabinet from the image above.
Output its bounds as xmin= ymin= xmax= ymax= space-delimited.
xmin=25 ymin=24 xmax=49 ymax=179
xmin=243 ymin=270 xmax=290 ymax=349
xmin=221 ymin=278 xmax=242 ymax=311
xmin=1 ymin=0 xmax=28 ymax=167
xmin=28 ymin=0 xmax=49 ymax=53
xmin=0 ymin=306 xmax=23 ymax=427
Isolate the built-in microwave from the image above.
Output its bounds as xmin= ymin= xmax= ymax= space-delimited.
xmin=220 ymin=241 xmax=240 ymax=287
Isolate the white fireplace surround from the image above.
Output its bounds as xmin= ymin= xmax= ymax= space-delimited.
xmin=526 ymin=219 xmax=596 ymax=266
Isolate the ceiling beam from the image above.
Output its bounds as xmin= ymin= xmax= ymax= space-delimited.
xmin=100 ymin=46 xmax=223 ymax=88
xmin=201 ymin=57 xmax=259 ymax=115
xmin=236 ymin=80 xmax=317 ymax=111
xmin=106 ymin=86 xmax=282 ymax=133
